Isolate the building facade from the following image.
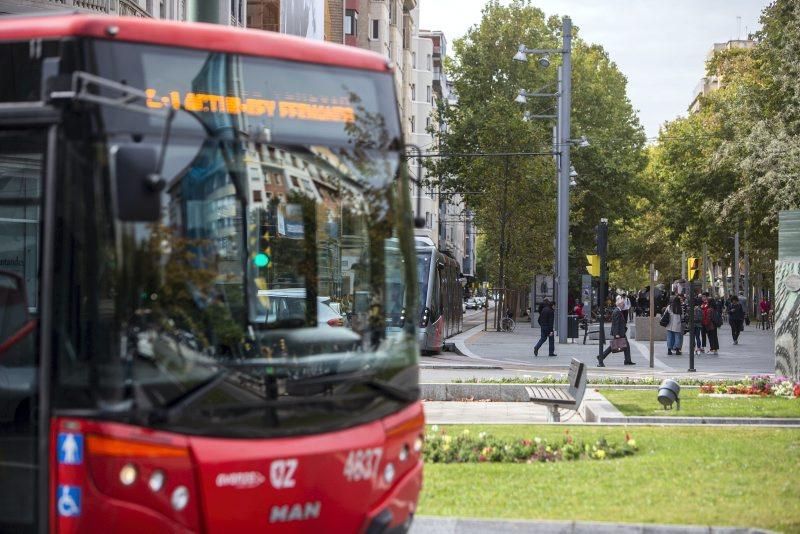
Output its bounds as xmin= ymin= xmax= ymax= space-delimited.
xmin=689 ymin=39 xmax=755 ymax=113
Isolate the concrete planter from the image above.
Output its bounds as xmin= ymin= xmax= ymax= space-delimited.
xmin=634 ymin=316 xmax=667 ymax=341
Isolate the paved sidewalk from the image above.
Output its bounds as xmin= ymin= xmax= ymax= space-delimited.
xmin=423 ymin=400 xmax=569 ymax=424
xmin=449 ymin=321 xmax=775 ymax=379
xmin=410 ymin=516 xmax=771 ymax=534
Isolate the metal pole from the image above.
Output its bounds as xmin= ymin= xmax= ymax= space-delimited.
xmin=744 ymin=229 xmax=751 ymax=316
xmin=681 ymin=251 xmax=687 ymax=280
xmin=557 ymin=16 xmax=572 ymax=343
xmin=688 ymin=281 xmax=696 ymax=372
xmin=702 ymin=244 xmax=709 ymax=292
xmin=734 ymin=231 xmax=740 ymax=296
xmin=497 ymin=156 xmax=509 ymax=330
xmin=649 ymin=263 xmax=655 ymax=368
xmin=597 ymin=220 xmax=607 ymax=357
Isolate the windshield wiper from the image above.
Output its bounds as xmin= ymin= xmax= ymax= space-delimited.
xmin=147 ymin=369 xmax=230 ymax=424
xmin=286 ymin=369 xmax=418 ymax=403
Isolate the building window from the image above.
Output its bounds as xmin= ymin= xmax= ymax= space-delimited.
xmin=427 ymin=86 xmax=432 ymax=104
xmin=370 ymin=18 xmax=379 ymax=40
xmin=345 ymin=9 xmax=357 ymax=36
xmin=426 ymin=116 xmax=431 ymax=130
xmin=253 ymin=190 xmax=262 ymax=202
xmin=410 ymin=83 xmax=416 ymax=101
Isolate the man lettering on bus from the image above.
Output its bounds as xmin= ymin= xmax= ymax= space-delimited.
xmin=533 ymin=298 xmax=556 ymax=357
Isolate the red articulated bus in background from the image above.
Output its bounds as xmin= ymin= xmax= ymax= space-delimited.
xmin=0 ymin=13 xmax=423 ymax=534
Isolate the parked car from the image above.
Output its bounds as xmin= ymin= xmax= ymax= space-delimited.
xmin=475 ymin=296 xmax=488 ymax=308
xmin=465 ymin=297 xmax=479 ymax=310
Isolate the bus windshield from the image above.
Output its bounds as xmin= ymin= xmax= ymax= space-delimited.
xmin=46 ymin=40 xmax=417 ymax=438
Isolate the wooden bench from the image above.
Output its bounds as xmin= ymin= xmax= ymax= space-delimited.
xmin=525 ymin=358 xmax=587 ymax=422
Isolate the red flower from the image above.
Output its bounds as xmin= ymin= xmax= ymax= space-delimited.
xmin=793 ymin=384 xmax=800 ymax=398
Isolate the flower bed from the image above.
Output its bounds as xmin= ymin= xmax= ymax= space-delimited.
xmin=423 ymin=426 xmax=638 ymax=464
xmin=699 ymin=375 xmax=800 ymax=398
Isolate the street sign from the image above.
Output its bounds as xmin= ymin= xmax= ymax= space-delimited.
xmin=57 ymin=433 xmax=83 ymax=465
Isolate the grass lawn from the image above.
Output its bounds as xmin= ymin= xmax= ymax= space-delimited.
xmin=601 ymin=388 xmax=800 ymax=418
xmin=418 ymin=425 xmax=800 ymax=532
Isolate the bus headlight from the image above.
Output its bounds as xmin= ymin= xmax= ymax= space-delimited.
xmin=383 ymin=463 xmax=395 ymax=484
xmin=171 ymin=486 xmax=190 ymax=511
xmin=119 ymin=464 xmax=137 ymax=486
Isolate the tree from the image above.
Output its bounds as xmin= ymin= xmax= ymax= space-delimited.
xmin=428 ymin=0 xmax=646 ymax=292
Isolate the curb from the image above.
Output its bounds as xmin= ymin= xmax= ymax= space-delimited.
xmin=420 ymin=364 xmax=504 ymax=370
xmin=410 ymin=515 xmax=774 ymax=534
xmin=594 ymin=416 xmax=800 ymax=426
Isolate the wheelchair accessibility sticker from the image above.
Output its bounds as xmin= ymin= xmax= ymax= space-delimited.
xmin=57 ymin=485 xmax=81 ymax=517
xmin=57 ymin=433 xmax=83 ymax=465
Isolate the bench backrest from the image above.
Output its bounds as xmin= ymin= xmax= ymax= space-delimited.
xmin=567 ymin=358 xmax=587 ymax=407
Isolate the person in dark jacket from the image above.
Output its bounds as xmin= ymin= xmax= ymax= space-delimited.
xmin=533 ymin=299 xmax=556 ymax=357
xmin=728 ymin=295 xmax=745 ymax=345
xmin=597 ymin=296 xmax=635 ymax=366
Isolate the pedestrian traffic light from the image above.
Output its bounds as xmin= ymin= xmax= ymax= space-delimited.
xmin=687 ymin=257 xmax=701 ymax=282
xmin=586 ymin=254 xmax=600 ymax=277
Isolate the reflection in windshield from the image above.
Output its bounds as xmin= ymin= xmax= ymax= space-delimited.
xmin=46 ymin=42 xmax=417 ymax=437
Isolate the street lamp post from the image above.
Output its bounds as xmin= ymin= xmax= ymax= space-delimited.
xmin=515 ymin=16 xmax=573 ymax=343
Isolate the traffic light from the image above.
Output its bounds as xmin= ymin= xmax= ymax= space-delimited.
xmin=254 ymin=208 xmax=273 ymax=270
xmin=595 ymin=222 xmax=608 ymax=258
xmin=586 ymin=254 xmax=600 ymax=277
xmin=687 ymin=257 xmax=701 ymax=282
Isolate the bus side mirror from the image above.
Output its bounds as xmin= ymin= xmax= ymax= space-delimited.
xmin=111 ymin=145 xmax=164 ymax=222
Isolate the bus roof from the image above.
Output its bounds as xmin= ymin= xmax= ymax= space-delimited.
xmin=0 ymin=13 xmax=391 ymax=73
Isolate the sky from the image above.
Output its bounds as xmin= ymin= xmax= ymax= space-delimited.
xmin=419 ymin=0 xmax=770 ymax=140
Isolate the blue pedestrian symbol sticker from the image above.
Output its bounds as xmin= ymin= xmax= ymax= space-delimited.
xmin=57 ymin=485 xmax=81 ymax=517
xmin=57 ymin=433 xmax=83 ymax=465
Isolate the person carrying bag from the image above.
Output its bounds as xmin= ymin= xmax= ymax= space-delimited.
xmin=597 ymin=296 xmax=635 ymax=367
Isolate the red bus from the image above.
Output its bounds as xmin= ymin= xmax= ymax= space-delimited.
xmin=0 ymin=14 xmax=423 ymax=534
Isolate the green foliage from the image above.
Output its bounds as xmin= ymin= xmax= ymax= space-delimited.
xmin=419 ymin=425 xmax=800 ymax=532
xmin=423 ymin=426 xmax=637 ymax=463
xmin=428 ymin=0 xmax=645 ymax=289
xmin=639 ymin=0 xmax=800 ymax=282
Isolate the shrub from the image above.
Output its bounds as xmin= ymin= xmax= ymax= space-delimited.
xmin=423 ymin=427 xmax=638 ymax=464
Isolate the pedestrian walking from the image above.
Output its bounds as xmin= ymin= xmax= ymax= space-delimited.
xmin=533 ymin=298 xmax=556 ymax=357
xmin=622 ymin=293 xmax=632 ymax=322
xmin=597 ymin=296 xmax=635 ymax=367
xmin=693 ymin=300 xmax=705 ymax=353
xmin=701 ymin=293 xmax=721 ymax=355
xmin=664 ymin=296 xmax=684 ymax=355
xmin=759 ymin=297 xmax=771 ymax=329
xmin=728 ymin=295 xmax=745 ymax=345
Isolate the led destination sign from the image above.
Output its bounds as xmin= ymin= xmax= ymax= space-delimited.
xmin=145 ymin=88 xmax=356 ymax=124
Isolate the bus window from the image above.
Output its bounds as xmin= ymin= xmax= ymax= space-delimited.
xmin=0 ymin=129 xmax=43 ymax=534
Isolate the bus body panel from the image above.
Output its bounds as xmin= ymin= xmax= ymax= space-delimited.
xmin=0 ymin=15 xmax=390 ymax=73
xmin=50 ymin=403 xmax=423 ymax=532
